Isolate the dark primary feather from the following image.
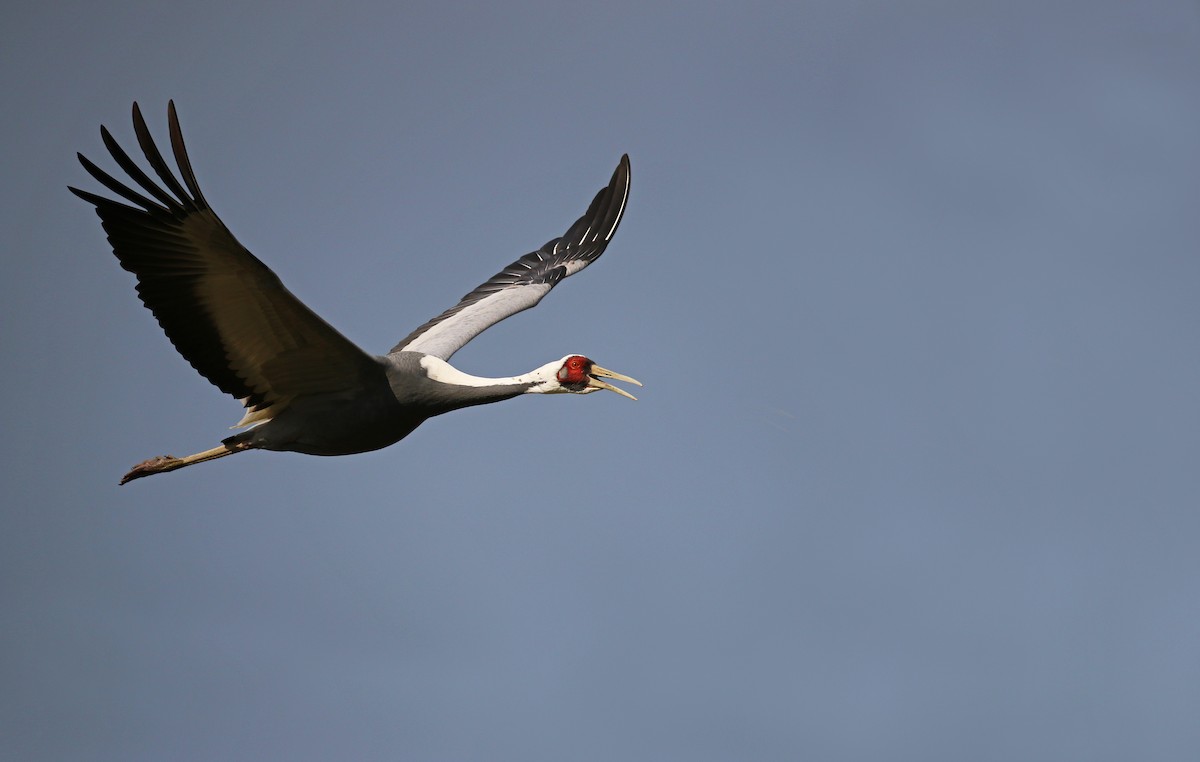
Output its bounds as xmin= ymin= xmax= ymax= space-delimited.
xmin=391 ymin=154 xmax=631 ymax=359
xmin=69 ymin=101 xmax=381 ymax=420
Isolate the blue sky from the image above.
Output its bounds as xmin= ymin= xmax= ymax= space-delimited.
xmin=3 ymin=1 xmax=1200 ymax=759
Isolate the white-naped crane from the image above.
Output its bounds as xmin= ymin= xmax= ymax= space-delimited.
xmin=71 ymin=102 xmax=640 ymax=485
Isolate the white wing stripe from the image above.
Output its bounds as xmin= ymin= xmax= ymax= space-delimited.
xmin=399 ymin=283 xmax=552 ymax=358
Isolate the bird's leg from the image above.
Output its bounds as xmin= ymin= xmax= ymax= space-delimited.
xmin=119 ymin=441 xmax=248 ymax=485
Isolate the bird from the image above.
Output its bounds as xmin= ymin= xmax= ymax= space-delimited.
xmin=71 ymin=102 xmax=640 ymax=485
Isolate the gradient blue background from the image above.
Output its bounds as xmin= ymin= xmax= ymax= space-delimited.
xmin=4 ymin=2 xmax=1199 ymax=759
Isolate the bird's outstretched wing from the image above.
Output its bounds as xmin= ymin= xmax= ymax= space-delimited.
xmin=391 ymin=155 xmax=630 ymax=361
xmin=70 ymin=102 xmax=383 ymax=428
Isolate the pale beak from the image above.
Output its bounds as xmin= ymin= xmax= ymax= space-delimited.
xmin=587 ymin=364 xmax=643 ymax=401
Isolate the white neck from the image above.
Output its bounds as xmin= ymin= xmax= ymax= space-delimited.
xmin=418 ymin=355 xmax=565 ymax=394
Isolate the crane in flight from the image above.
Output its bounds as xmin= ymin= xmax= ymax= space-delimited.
xmin=71 ymin=103 xmax=640 ymax=485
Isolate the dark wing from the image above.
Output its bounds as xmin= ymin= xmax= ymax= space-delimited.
xmin=391 ymin=155 xmax=630 ymax=361
xmin=70 ymin=101 xmax=382 ymax=427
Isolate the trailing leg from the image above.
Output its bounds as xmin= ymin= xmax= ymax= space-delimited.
xmin=119 ymin=441 xmax=249 ymax=485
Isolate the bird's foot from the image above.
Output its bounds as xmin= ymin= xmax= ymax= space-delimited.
xmin=119 ymin=455 xmax=182 ymax=485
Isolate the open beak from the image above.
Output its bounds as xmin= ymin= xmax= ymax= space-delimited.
xmin=587 ymin=364 xmax=643 ymax=401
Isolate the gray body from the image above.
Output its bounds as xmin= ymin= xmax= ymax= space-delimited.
xmin=228 ymin=352 xmax=531 ymax=456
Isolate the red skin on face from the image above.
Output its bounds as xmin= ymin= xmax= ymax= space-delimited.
xmin=556 ymin=355 xmax=592 ymax=385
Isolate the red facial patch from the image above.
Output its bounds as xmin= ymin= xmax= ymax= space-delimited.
xmin=556 ymin=355 xmax=591 ymax=385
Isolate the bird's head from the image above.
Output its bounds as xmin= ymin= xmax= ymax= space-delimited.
xmin=532 ymin=354 xmax=642 ymax=400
